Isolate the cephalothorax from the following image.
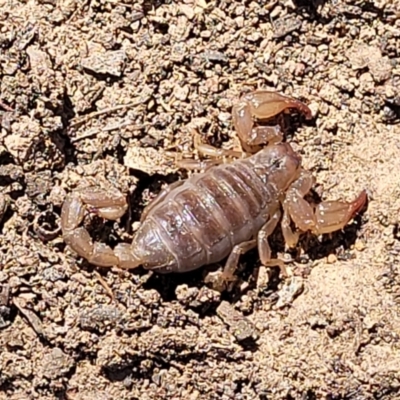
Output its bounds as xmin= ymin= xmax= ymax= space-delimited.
xmin=61 ymin=91 xmax=367 ymax=288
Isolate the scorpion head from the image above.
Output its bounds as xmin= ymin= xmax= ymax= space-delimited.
xmin=252 ymin=142 xmax=302 ymax=191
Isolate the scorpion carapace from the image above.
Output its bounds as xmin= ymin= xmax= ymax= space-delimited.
xmin=61 ymin=91 xmax=367 ymax=289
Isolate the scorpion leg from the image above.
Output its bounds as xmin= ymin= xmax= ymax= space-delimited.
xmin=205 ymin=239 xmax=257 ymax=291
xmin=257 ymin=209 xmax=288 ymax=277
xmin=282 ymin=170 xmax=367 ymax=247
xmin=61 ymin=187 xmax=129 ymax=267
xmin=281 ymin=204 xmax=300 ymax=249
xmin=177 ymin=145 xmax=242 ymax=171
xmin=177 ymin=158 xmax=223 ymax=171
xmin=232 ymin=90 xmax=312 ymax=149
xmin=177 ymin=127 xmax=244 ymax=171
xmin=193 ymin=127 xmax=243 ymax=160
xmin=196 ymin=143 xmax=243 ymax=159
xmin=208 ymin=210 xmax=287 ymax=290
xmin=178 ymin=144 xmax=243 ymax=171
xmin=221 ymin=240 xmax=257 ymax=282
xmin=208 ymin=210 xmax=288 ymax=290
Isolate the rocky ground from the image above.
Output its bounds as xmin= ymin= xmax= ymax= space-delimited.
xmin=0 ymin=0 xmax=400 ymax=399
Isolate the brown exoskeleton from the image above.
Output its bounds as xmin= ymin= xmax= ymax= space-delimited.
xmin=61 ymin=91 xmax=367 ymax=289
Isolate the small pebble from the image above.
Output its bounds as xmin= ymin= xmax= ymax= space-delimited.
xmin=327 ymin=254 xmax=337 ymax=264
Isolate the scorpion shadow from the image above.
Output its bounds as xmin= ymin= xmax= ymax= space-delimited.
xmin=142 ymin=188 xmax=368 ymax=306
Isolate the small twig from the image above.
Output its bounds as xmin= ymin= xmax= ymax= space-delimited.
xmin=103 ymin=0 xmax=135 ymax=7
xmin=66 ymin=0 xmax=90 ymax=24
xmin=93 ymin=271 xmax=115 ymax=301
xmin=0 ymin=99 xmax=14 ymax=112
xmin=71 ymin=121 xmax=146 ymax=143
xmin=13 ymin=297 xmax=46 ymax=339
xmin=69 ymin=100 xmax=143 ymax=129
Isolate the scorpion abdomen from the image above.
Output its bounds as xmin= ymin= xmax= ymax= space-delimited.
xmin=135 ymin=154 xmax=280 ymax=273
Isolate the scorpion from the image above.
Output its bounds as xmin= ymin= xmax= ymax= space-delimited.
xmin=61 ymin=91 xmax=367 ymax=289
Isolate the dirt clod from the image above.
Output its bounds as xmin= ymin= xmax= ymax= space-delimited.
xmin=217 ymin=301 xmax=259 ymax=342
xmin=41 ymin=348 xmax=74 ymax=380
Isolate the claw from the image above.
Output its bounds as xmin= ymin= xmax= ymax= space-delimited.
xmin=282 ymin=171 xmax=367 ymax=248
xmin=242 ymin=91 xmax=312 ymax=121
xmin=314 ymin=189 xmax=367 ymax=235
xmin=232 ymin=90 xmax=312 ymax=150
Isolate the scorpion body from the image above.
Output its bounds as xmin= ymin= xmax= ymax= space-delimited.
xmin=61 ymin=91 xmax=367 ymax=288
xmin=126 ymin=143 xmax=299 ymax=273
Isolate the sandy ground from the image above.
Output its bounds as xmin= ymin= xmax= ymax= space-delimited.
xmin=1 ymin=0 xmax=400 ymax=399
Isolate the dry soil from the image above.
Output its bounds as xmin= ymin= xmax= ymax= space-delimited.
xmin=1 ymin=0 xmax=400 ymax=399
